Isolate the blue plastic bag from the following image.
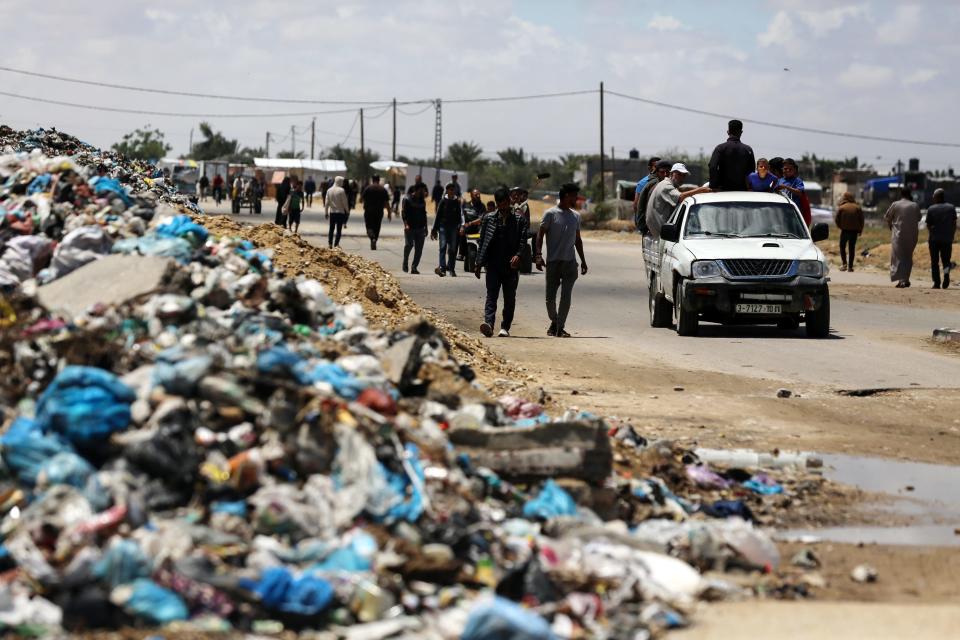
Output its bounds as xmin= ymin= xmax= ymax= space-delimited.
xmin=369 ymin=443 xmax=425 ymax=524
xmin=461 ymin=597 xmax=556 ymax=640
xmin=156 ymin=215 xmax=209 ymax=245
xmin=89 ymin=176 xmax=132 ymax=205
xmin=120 ymin=579 xmax=188 ymax=624
xmin=153 ymin=354 xmax=212 ymax=396
xmin=27 ymin=174 xmax=52 ymax=195
xmin=112 ymin=236 xmax=193 ymax=262
xmin=522 ymin=479 xmax=577 ymax=520
xmin=94 ymin=539 xmax=151 ymax=588
xmin=301 ymin=362 xmax=367 ymax=399
xmin=257 ymin=346 xmax=310 ymax=384
xmin=37 ymin=451 xmax=95 ymax=488
xmin=239 ymin=567 xmax=335 ymax=616
xmin=311 ymin=531 xmax=377 ymax=573
xmin=0 ymin=417 xmax=75 ymax=485
xmin=35 ymin=366 xmax=135 ymax=446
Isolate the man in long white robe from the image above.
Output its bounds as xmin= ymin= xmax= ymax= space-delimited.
xmin=884 ymin=189 xmax=922 ymax=287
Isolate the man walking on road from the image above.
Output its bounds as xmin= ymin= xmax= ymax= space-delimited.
xmin=304 ymin=175 xmax=316 ymax=208
xmin=275 ymin=176 xmax=291 ymax=226
xmin=884 ymin=187 xmax=922 ymax=288
xmin=402 ymin=183 xmax=429 ymax=274
xmin=708 ymin=119 xmax=755 ymax=191
xmin=360 ymin=175 xmax=391 ymax=250
xmin=432 ymin=183 xmax=462 ymax=277
xmin=476 ymin=187 xmax=529 ymax=337
xmin=925 ymin=188 xmax=957 ymax=289
xmin=431 ymin=179 xmax=444 ymax=212
xmin=325 ymin=176 xmax=350 ymax=248
xmin=536 ymin=182 xmax=588 ymax=337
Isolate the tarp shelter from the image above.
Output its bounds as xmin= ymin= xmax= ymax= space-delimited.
xmin=253 ymin=158 xmax=347 ymax=183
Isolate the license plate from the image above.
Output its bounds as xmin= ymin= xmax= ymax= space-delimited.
xmin=736 ymin=303 xmax=782 ymax=314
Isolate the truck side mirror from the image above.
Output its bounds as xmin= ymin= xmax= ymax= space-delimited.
xmin=810 ymin=223 xmax=829 ymax=242
xmin=660 ymin=223 xmax=679 ymax=242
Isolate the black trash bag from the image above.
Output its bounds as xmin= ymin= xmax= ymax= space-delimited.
xmin=495 ymin=554 xmax=561 ymax=605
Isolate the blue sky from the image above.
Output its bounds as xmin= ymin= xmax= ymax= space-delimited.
xmin=1 ymin=0 xmax=957 ymax=173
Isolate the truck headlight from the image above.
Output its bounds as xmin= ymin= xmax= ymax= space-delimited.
xmin=797 ymin=260 xmax=824 ymax=277
xmin=692 ymin=260 xmax=722 ymax=278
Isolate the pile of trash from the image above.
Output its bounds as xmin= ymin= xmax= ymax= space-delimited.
xmin=0 ymin=133 xmax=833 ymax=638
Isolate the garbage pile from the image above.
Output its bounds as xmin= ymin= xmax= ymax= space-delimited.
xmin=0 ymin=125 xmax=199 ymax=292
xmin=0 ymin=137 xmax=834 ymax=638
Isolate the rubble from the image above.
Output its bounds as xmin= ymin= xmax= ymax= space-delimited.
xmin=0 ymin=128 xmax=846 ymax=636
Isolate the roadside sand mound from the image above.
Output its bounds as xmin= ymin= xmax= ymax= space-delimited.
xmin=200 ymin=215 xmax=509 ymax=378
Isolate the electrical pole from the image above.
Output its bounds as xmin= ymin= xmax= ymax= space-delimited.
xmin=434 ymin=99 xmax=443 ymax=169
xmin=599 ymin=81 xmax=605 ymax=204
xmin=310 ymin=118 xmax=315 ymax=160
xmin=290 ymin=125 xmax=295 ymax=157
xmin=265 ymin=132 xmax=270 ymax=157
xmin=188 ymin=128 xmax=193 ymax=157
xmin=392 ymin=98 xmax=397 ymax=161
xmin=359 ymin=108 xmax=365 ymax=182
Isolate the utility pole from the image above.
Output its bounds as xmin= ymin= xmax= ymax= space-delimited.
xmin=265 ymin=132 xmax=270 ymax=157
xmin=310 ymin=118 xmax=315 ymax=160
xmin=188 ymin=128 xmax=193 ymax=157
xmin=359 ymin=108 xmax=366 ymax=181
xmin=434 ymin=99 xmax=443 ymax=169
xmin=599 ymin=81 xmax=605 ymax=204
xmin=392 ymin=98 xmax=397 ymax=161
xmin=290 ymin=125 xmax=295 ymax=157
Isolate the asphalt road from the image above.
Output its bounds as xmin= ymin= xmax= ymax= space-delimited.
xmin=217 ymin=202 xmax=960 ymax=390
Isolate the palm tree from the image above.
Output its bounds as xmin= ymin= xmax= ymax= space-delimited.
xmin=446 ymin=141 xmax=484 ymax=170
xmin=497 ymin=147 xmax=527 ymax=167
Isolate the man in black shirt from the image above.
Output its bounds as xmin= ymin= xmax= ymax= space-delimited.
xmin=361 ymin=175 xmax=391 ymax=250
xmin=401 ymin=183 xmax=429 ymax=274
xmin=708 ymin=119 xmax=756 ymax=191
xmin=925 ymin=188 xmax=957 ymax=288
xmin=475 ymin=187 xmax=529 ymax=337
xmin=431 ymin=183 xmax=462 ymax=276
xmin=304 ymin=176 xmax=316 ymax=207
xmin=431 ymin=179 xmax=444 ymax=212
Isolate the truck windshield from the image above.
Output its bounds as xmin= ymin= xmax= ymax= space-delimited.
xmin=684 ymin=202 xmax=808 ymax=239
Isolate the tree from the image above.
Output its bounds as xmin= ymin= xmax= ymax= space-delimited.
xmin=497 ymin=147 xmax=527 ymax=166
xmin=190 ymin=122 xmax=239 ymax=161
xmin=326 ymin=145 xmax=381 ymax=179
xmin=230 ymin=146 xmax=265 ymax=165
xmin=446 ymin=141 xmax=485 ymax=171
xmin=111 ymin=126 xmax=171 ymax=161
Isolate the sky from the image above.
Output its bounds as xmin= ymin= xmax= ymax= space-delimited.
xmin=1 ymin=0 xmax=958 ymax=174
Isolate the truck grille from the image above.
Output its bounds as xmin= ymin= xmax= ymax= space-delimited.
xmin=720 ymin=259 xmax=792 ymax=278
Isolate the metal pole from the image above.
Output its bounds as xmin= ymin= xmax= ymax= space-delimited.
xmin=290 ymin=125 xmax=295 ymax=157
xmin=392 ymin=98 xmax=397 ymax=161
xmin=265 ymin=132 xmax=270 ymax=157
xmin=360 ymin=108 xmax=365 ymax=181
xmin=599 ymin=81 xmax=605 ymax=203
xmin=188 ymin=128 xmax=193 ymax=157
xmin=310 ymin=118 xmax=316 ymax=160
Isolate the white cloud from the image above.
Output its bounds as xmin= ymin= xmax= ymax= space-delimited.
xmin=838 ymin=62 xmax=894 ymax=89
xmin=877 ymin=5 xmax=922 ymax=44
xmin=904 ymin=68 xmax=939 ymax=85
xmin=758 ymin=11 xmax=799 ymax=49
xmin=648 ymin=14 xmax=682 ymax=31
xmin=798 ymin=4 xmax=868 ymax=37
xmin=145 ymin=8 xmax=177 ymax=24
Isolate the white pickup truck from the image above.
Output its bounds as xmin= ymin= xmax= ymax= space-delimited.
xmin=644 ymin=192 xmax=831 ymax=337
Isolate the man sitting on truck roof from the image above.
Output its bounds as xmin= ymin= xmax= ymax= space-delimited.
xmin=646 ymin=163 xmax=711 ymax=239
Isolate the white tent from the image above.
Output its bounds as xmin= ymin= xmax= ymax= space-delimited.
xmin=370 ymin=160 xmax=408 ymax=171
xmin=253 ymin=158 xmax=347 ymax=173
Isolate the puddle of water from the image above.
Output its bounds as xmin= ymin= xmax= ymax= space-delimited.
xmin=780 ymin=454 xmax=960 ymax=547
xmin=778 ymin=525 xmax=960 ymax=547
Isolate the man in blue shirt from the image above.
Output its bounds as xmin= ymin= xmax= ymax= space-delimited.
xmin=634 ymin=157 xmax=661 ymax=212
xmin=776 ymin=158 xmax=805 ymax=205
xmin=747 ymin=158 xmax=778 ymax=192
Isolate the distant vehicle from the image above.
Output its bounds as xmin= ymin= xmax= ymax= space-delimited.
xmin=644 ymin=192 xmax=831 ymax=338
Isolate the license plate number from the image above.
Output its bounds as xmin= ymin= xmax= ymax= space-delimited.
xmin=736 ymin=303 xmax=782 ymax=314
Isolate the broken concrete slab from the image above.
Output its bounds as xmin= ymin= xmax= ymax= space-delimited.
xmin=37 ymin=254 xmax=172 ymax=317
xmin=448 ymin=419 xmax=613 ymax=484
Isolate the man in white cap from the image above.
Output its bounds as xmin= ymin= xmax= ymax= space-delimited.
xmin=645 ymin=163 xmax=711 ymax=239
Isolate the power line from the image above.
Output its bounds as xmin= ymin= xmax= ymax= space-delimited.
xmin=396 ymin=103 xmax=435 ymax=116
xmin=606 ymin=89 xmax=960 ymax=148
xmin=0 ymin=90 xmax=382 ymax=119
xmin=441 ymin=89 xmax=597 ymax=104
xmin=0 ymin=65 xmax=393 ymax=105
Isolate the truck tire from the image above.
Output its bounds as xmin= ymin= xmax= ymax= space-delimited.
xmin=674 ymin=280 xmax=699 ymax=336
xmin=649 ymin=275 xmax=671 ymax=328
xmin=464 ymin=244 xmax=477 ymax=273
xmin=805 ymin=287 xmax=830 ymax=338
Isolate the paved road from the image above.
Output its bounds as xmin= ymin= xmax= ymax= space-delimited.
xmin=213 ymin=202 xmax=960 ymax=390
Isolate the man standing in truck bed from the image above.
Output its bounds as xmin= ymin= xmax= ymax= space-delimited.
xmin=708 ymin=119 xmax=755 ymax=191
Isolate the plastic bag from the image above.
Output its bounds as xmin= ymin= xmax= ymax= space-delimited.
xmin=34 ymin=366 xmax=135 ymax=446
xmin=94 ymin=538 xmax=152 ymax=588
xmin=111 ymin=579 xmax=188 ymax=625
xmin=36 ymin=451 xmax=95 ymax=489
xmin=239 ymin=567 xmax=334 ymax=616
xmin=156 ymin=214 xmax=209 ymax=245
xmin=522 ymin=480 xmax=577 ymax=520
xmin=0 ymin=417 xmax=74 ymax=485
xmin=461 ymin=596 xmax=556 ymax=640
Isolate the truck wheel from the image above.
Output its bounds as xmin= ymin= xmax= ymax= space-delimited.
xmin=805 ymin=287 xmax=830 ymax=338
xmin=464 ymin=244 xmax=477 ymax=273
xmin=674 ymin=280 xmax=699 ymax=336
xmin=649 ymin=275 xmax=671 ymax=328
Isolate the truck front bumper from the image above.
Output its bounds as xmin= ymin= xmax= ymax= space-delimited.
xmin=681 ymin=276 xmax=829 ymax=317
